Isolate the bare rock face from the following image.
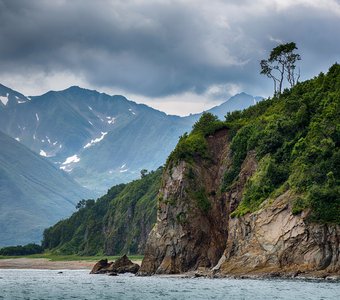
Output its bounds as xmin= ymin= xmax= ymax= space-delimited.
xmin=138 ymin=129 xmax=230 ymax=275
xmin=215 ymin=192 xmax=340 ymax=276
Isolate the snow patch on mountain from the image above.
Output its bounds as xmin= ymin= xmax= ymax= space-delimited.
xmin=129 ymin=108 xmax=136 ymax=115
xmin=15 ymin=95 xmax=27 ymax=104
xmin=40 ymin=150 xmax=47 ymax=157
xmin=106 ymin=116 xmax=115 ymax=124
xmin=60 ymin=166 xmax=72 ymax=172
xmin=0 ymin=94 xmax=9 ymax=105
xmin=40 ymin=149 xmax=54 ymax=157
xmin=83 ymin=132 xmax=108 ymax=149
xmin=62 ymin=154 xmax=80 ymax=165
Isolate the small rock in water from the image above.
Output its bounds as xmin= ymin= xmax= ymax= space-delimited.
xmin=90 ymin=255 xmax=140 ymax=275
xmin=58 ymin=271 xmax=63 ymax=274
xmin=90 ymin=259 xmax=112 ymax=274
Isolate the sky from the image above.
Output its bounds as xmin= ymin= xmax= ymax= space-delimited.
xmin=0 ymin=0 xmax=339 ymax=116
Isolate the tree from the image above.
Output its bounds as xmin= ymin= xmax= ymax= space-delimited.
xmin=260 ymin=42 xmax=301 ymax=95
xmin=140 ymin=169 xmax=148 ymax=178
xmin=76 ymin=199 xmax=86 ymax=209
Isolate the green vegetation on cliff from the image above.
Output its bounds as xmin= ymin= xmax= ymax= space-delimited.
xmin=164 ymin=64 xmax=339 ymax=224
xmin=167 ymin=112 xmax=226 ymax=166
xmin=42 ymin=168 xmax=162 ymax=255
xmin=225 ymin=64 xmax=339 ymax=223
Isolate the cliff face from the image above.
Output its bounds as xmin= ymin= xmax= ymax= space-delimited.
xmin=139 ymin=129 xmax=230 ymax=275
xmin=139 ymin=66 xmax=340 ymax=276
xmin=216 ymin=191 xmax=340 ymax=276
xmin=139 ymin=130 xmax=340 ymax=277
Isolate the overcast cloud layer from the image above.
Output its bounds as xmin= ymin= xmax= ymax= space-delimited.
xmin=0 ymin=0 xmax=339 ymax=115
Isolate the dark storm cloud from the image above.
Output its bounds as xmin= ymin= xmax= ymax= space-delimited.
xmin=0 ymin=0 xmax=339 ymax=98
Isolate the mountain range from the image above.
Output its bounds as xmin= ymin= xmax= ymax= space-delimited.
xmin=0 ymin=83 xmax=261 ymax=246
xmin=0 ymin=83 xmax=261 ymax=194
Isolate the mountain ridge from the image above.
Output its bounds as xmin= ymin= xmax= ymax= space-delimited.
xmin=0 ymin=130 xmax=92 ymax=246
xmin=0 ymin=83 xmax=259 ymax=193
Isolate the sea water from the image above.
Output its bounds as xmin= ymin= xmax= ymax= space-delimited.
xmin=0 ymin=269 xmax=339 ymax=300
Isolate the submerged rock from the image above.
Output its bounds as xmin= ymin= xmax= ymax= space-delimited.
xmin=90 ymin=255 xmax=140 ymax=275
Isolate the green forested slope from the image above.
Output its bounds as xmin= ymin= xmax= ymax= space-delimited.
xmin=42 ymin=168 xmax=162 ymax=255
xmin=169 ymin=64 xmax=340 ymax=223
xmin=226 ymin=64 xmax=339 ymax=222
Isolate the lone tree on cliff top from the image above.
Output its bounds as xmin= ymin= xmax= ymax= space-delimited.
xmin=260 ymin=42 xmax=301 ymax=96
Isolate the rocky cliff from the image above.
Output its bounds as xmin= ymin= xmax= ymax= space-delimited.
xmin=139 ymin=129 xmax=230 ymax=274
xmin=139 ymin=127 xmax=340 ymax=277
xmin=139 ymin=65 xmax=340 ymax=277
xmin=215 ymin=191 xmax=340 ymax=277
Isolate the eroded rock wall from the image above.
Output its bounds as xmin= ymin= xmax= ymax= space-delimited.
xmin=216 ymin=192 xmax=340 ymax=276
xmin=139 ymin=129 xmax=230 ymax=275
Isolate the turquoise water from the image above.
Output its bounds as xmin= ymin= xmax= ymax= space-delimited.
xmin=0 ymin=269 xmax=339 ymax=299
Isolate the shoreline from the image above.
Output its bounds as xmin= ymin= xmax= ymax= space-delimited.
xmin=0 ymin=258 xmax=338 ymax=282
xmin=0 ymin=258 xmax=142 ymax=270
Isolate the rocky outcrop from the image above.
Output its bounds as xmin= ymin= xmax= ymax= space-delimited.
xmin=139 ymin=129 xmax=230 ymax=275
xmin=138 ymin=127 xmax=340 ymax=277
xmin=214 ymin=192 xmax=340 ymax=277
xmin=90 ymin=259 xmax=112 ymax=274
xmin=90 ymin=255 xmax=140 ymax=274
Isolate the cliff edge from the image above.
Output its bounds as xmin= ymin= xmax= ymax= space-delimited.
xmin=138 ymin=65 xmax=340 ymax=277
